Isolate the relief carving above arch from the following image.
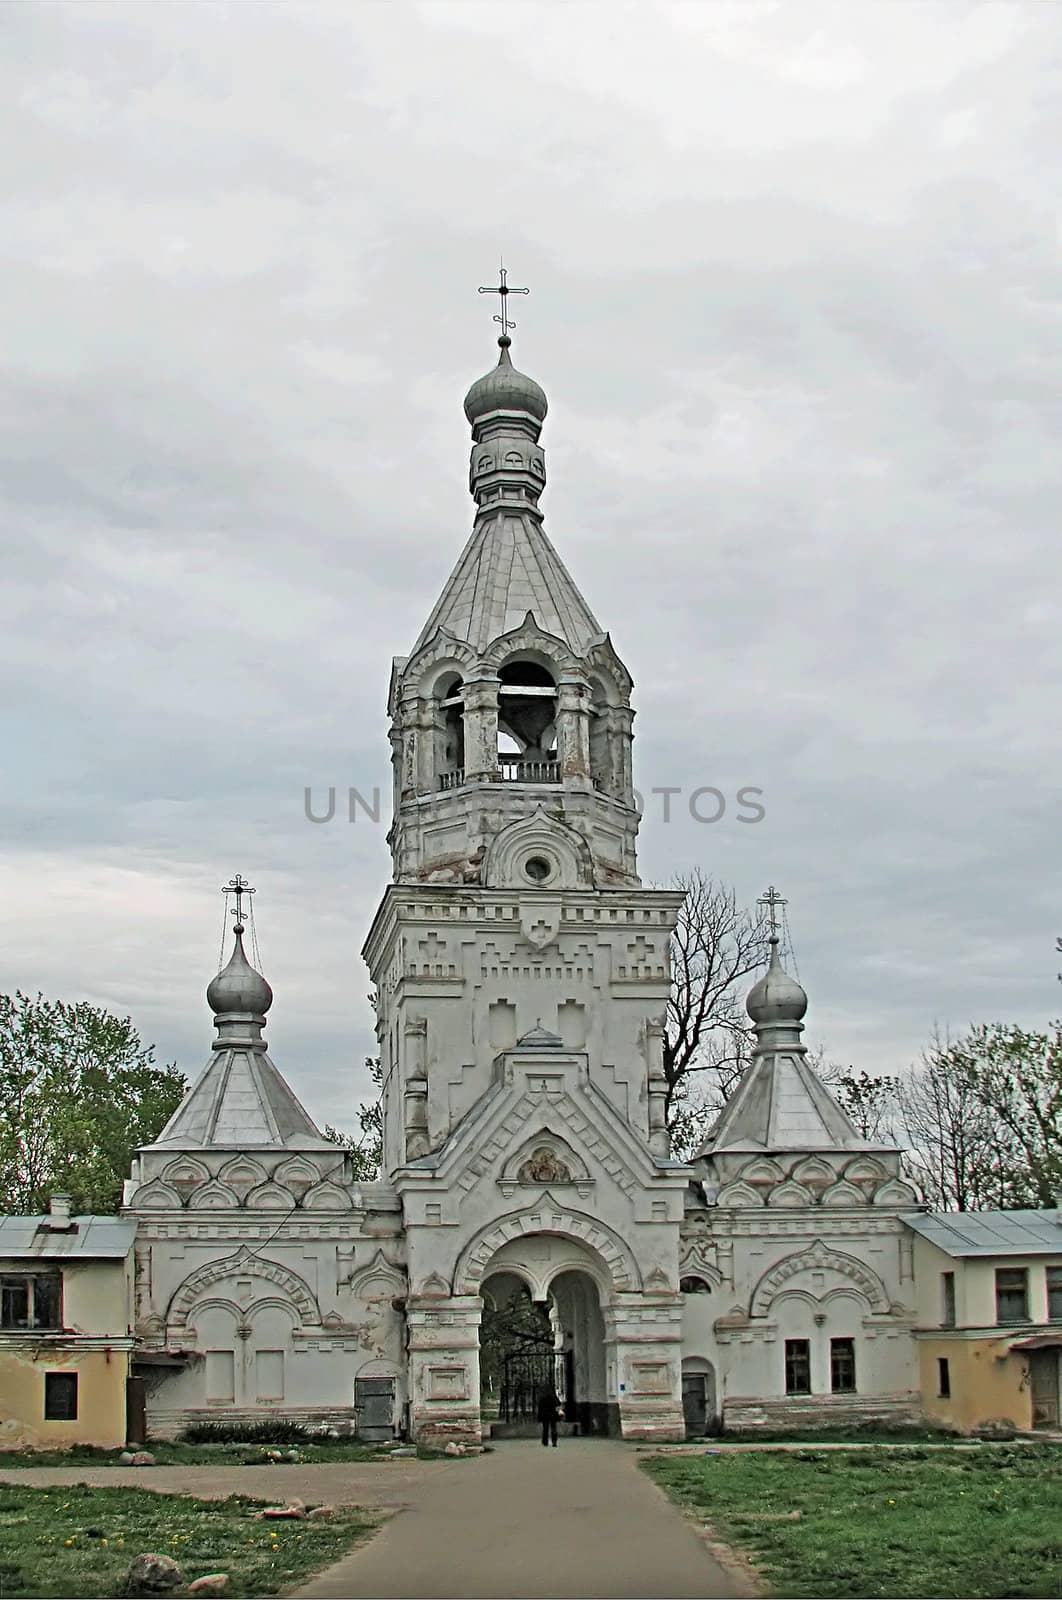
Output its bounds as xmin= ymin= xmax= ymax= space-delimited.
xmin=166 ymin=1248 xmax=322 ymax=1332
xmin=749 ymin=1241 xmax=890 ymax=1318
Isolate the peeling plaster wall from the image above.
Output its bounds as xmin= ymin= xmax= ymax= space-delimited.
xmin=0 ymin=1347 xmax=129 ymax=1451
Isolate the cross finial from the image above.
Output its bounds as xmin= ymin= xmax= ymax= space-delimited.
xmin=478 ymin=260 xmax=529 ymax=344
xmin=758 ymin=884 xmax=787 ymax=944
xmin=223 ymin=872 xmax=255 ymax=932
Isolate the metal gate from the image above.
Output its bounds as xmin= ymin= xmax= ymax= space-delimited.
xmin=354 ymin=1377 xmax=396 ymax=1441
xmin=500 ymin=1349 xmax=566 ymax=1424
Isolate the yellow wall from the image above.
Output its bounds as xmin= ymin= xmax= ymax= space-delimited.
xmin=918 ymin=1337 xmax=1031 ymax=1432
xmin=0 ymin=1346 xmax=130 ymax=1450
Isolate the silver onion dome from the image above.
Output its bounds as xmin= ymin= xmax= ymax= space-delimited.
xmin=464 ymin=337 xmax=548 ymax=425
xmin=746 ymin=942 xmax=808 ymax=1027
xmin=207 ymin=926 xmax=274 ymax=1017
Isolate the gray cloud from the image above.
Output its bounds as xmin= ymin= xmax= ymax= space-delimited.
xmin=2 ymin=0 xmax=1060 ymax=1128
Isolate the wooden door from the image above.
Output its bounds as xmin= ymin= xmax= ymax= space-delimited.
xmin=1030 ymin=1350 xmax=1059 ymax=1427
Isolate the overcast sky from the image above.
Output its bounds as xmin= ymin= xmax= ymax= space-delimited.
xmin=1 ymin=0 xmax=1060 ymax=1130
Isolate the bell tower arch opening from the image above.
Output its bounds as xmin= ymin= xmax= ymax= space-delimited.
xmin=433 ymin=671 xmax=465 ymax=788
xmin=497 ymin=658 xmax=558 ymax=781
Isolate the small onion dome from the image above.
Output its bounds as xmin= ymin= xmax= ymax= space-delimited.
xmin=464 ymin=338 xmax=548 ymax=425
xmin=746 ymin=944 xmax=808 ymax=1026
xmin=207 ymin=926 xmax=273 ymax=1017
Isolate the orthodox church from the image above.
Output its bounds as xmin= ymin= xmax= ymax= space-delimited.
xmin=122 ymin=307 xmax=922 ymax=1444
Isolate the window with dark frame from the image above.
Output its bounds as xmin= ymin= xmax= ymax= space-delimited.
xmin=679 ymin=1276 xmax=712 ymax=1295
xmin=1047 ymin=1267 xmax=1062 ymax=1321
xmin=830 ymin=1337 xmax=856 ymax=1393
xmin=784 ymin=1338 xmax=811 ymax=1395
xmin=995 ymin=1267 xmax=1029 ymax=1324
xmin=938 ymin=1357 xmax=951 ymax=1398
xmin=941 ymin=1271 xmax=956 ymax=1327
xmin=0 ymin=1273 xmax=61 ymax=1330
xmin=44 ymin=1372 xmax=78 ymax=1421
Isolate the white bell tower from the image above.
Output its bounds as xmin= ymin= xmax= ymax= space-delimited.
xmin=363 ymin=282 xmax=689 ymax=1446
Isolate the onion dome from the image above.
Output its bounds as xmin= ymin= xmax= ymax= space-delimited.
xmin=746 ymin=942 xmax=808 ymax=1027
xmin=207 ymin=925 xmax=273 ymax=1017
xmin=464 ymin=337 xmax=548 ymax=425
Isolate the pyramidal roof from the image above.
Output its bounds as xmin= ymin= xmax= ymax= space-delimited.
xmin=149 ymin=925 xmax=332 ymax=1152
xmin=704 ymin=1050 xmax=872 ymax=1153
xmin=152 ymin=1047 xmax=333 ymax=1150
xmin=414 ymin=512 xmax=603 ymax=656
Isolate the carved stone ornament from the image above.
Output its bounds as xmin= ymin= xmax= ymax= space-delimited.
xmin=517 ymin=1147 xmax=572 ymax=1185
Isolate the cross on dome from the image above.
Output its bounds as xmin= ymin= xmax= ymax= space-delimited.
xmin=478 ymin=261 xmax=529 ymax=345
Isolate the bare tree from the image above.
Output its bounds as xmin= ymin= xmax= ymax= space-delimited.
xmin=663 ymin=872 xmax=769 ymax=1146
xmin=898 ymin=1030 xmax=1014 ymax=1211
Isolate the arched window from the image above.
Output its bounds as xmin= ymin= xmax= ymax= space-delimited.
xmin=497 ymin=659 xmax=557 ymax=783
xmin=434 ymin=673 xmax=464 ymax=790
xmin=680 ymin=1276 xmax=713 ymax=1295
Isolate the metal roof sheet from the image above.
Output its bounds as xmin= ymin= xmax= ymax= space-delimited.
xmin=0 ymin=1215 xmax=136 ymax=1259
xmin=903 ymin=1209 xmax=1062 ymax=1257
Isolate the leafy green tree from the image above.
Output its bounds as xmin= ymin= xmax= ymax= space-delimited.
xmin=0 ymin=990 xmax=186 ymax=1215
xmin=899 ymin=1024 xmax=1062 ymax=1210
xmin=834 ymin=1070 xmax=903 ymax=1140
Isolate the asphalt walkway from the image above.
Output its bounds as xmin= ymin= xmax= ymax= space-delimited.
xmin=292 ymin=1438 xmax=744 ymax=1599
xmin=0 ymin=1440 xmax=748 ymax=1598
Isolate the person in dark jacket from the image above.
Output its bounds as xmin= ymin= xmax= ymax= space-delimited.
xmin=537 ymin=1385 xmax=560 ymax=1447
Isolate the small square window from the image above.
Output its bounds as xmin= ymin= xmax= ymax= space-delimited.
xmin=830 ymin=1337 xmax=856 ymax=1394
xmin=784 ymin=1339 xmax=811 ymax=1395
xmin=995 ymin=1268 xmax=1029 ymax=1324
xmin=938 ymin=1357 xmax=951 ymax=1399
xmin=44 ymin=1372 xmax=77 ymax=1421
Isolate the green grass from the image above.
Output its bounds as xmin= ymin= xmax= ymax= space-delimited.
xmin=643 ymin=1443 xmax=1062 ymax=1598
xmin=0 ymin=1481 xmax=374 ymax=1597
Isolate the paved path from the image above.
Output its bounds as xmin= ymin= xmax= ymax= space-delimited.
xmin=293 ymin=1439 xmax=744 ymax=1599
xmin=0 ymin=1441 xmax=747 ymax=1598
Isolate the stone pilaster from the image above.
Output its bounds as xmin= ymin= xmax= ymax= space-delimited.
xmin=556 ymin=676 xmax=592 ymax=782
xmin=461 ymin=674 xmax=501 ymax=784
xmin=604 ymin=1292 xmax=685 ymax=1442
xmin=406 ymin=1293 xmax=483 ymax=1446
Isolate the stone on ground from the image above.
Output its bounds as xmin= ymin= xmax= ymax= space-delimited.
xmin=124 ymin=1552 xmax=183 ymax=1594
xmin=187 ymin=1575 xmax=228 ymax=1595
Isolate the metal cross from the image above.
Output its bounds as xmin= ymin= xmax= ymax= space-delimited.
xmin=223 ymin=873 xmax=255 ymax=929
xmin=758 ymin=884 xmax=787 ymax=942
xmin=478 ymin=262 xmax=529 ymax=339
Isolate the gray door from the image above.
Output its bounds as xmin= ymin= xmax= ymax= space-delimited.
xmin=682 ymin=1374 xmax=707 ymax=1437
xmin=1030 ymin=1351 xmax=1059 ymax=1427
xmin=355 ymin=1377 xmax=395 ymax=1440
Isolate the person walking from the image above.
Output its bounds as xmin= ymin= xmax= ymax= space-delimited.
xmin=537 ymin=1384 xmax=560 ymax=1447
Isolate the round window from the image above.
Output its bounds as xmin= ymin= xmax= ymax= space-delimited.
xmin=524 ymin=856 xmax=552 ymax=883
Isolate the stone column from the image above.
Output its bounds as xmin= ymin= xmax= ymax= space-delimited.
xmin=405 ymin=1293 xmax=483 ymax=1447
xmin=646 ymin=1018 xmax=670 ymax=1158
xmin=403 ymin=1016 xmax=430 ymax=1161
xmin=603 ymin=1292 xmax=685 ymax=1442
xmin=556 ymin=676 xmax=592 ymax=782
xmin=613 ymin=706 xmax=636 ymax=802
xmin=461 ymin=674 xmax=501 ymax=784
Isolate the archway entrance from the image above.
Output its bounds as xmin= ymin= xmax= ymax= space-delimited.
xmin=479 ymin=1271 xmax=557 ymax=1432
xmin=550 ymin=1269 xmax=608 ymax=1436
xmin=476 ymin=1248 xmax=611 ymax=1438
